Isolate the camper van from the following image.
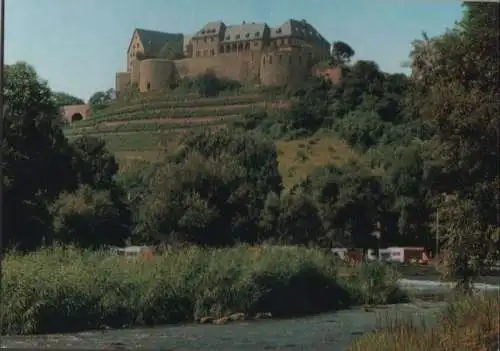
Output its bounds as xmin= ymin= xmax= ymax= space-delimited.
xmin=110 ymin=246 xmax=155 ymax=260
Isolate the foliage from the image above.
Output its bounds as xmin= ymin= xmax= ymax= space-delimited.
xmin=88 ymin=89 xmax=116 ymax=113
xmin=410 ymin=1 xmax=500 ymax=287
xmin=348 ymin=293 xmax=499 ymax=351
xmin=51 ymin=185 xmax=130 ymax=248
xmin=2 ymin=62 xmax=75 ymax=249
xmin=134 ymin=129 xmax=282 ymax=245
xmin=1 ymin=62 xmax=130 ymax=250
xmin=294 ymin=161 xmax=383 ymax=249
xmin=331 ymin=41 xmax=355 ymax=65
xmin=170 ymin=71 xmax=243 ymax=98
xmin=52 ymin=91 xmax=84 ymax=107
xmin=69 ymin=136 xmax=119 ymax=190
xmin=0 ymin=246 xmax=405 ymax=335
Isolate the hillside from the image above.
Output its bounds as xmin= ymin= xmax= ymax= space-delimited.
xmin=65 ymin=90 xmax=359 ymax=189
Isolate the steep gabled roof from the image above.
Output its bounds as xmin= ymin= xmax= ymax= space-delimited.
xmin=221 ymin=22 xmax=268 ymax=43
xmin=192 ymin=21 xmax=226 ymax=38
xmin=270 ymin=19 xmax=329 ymax=46
xmin=132 ymin=28 xmax=184 ymax=57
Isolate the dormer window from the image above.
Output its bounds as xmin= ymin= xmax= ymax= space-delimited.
xmin=255 ymin=32 xmax=260 ymax=37
xmin=276 ymin=28 xmax=282 ymax=34
xmin=201 ymin=30 xmax=205 ymax=34
xmin=245 ymin=33 xmax=250 ymax=38
xmin=226 ymin=35 xmax=230 ymax=40
xmin=235 ymin=34 xmax=240 ymax=39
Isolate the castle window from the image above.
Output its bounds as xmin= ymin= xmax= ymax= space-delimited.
xmin=245 ymin=33 xmax=250 ymax=38
xmin=146 ymin=82 xmax=151 ymax=90
xmin=276 ymin=28 xmax=282 ymax=34
xmin=210 ymin=49 xmax=215 ymax=56
xmin=255 ymin=32 xmax=260 ymax=37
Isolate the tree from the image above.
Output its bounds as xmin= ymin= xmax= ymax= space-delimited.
xmin=260 ymin=191 xmax=323 ymax=245
xmin=69 ymin=136 xmax=119 ymax=190
xmin=331 ymin=41 xmax=355 ymax=65
xmin=2 ymin=62 xmax=75 ymax=249
xmin=88 ymin=89 xmax=115 ymax=112
xmin=52 ymin=185 xmax=129 ymax=248
xmin=52 ymin=92 xmax=84 ymax=107
xmin=411 ymin=2 xmax=500 ymax=288
xmin=135 ymin=129 xmax=283 ymax=246
xmin=296 ymin=161 xmax=383 ymax=250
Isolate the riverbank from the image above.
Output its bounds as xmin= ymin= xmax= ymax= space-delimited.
xmin=1 ymin=245 xmax=407 ymax=336
xmin=348 ymin=293 xmax=499 ymax=351
xmin=2 ymin=300 xmax=448 ymax=350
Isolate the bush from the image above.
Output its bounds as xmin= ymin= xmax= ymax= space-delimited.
xmin=0 ymin=246 xmax=406 ymax=335
xmin=51 ymin=185 xmax=130 ymax=248
xmin=347 ymin=293 xmax=499 ymax=351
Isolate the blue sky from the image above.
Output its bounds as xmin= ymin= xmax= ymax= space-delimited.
xmin=5 ymin=0 xmax=463 ymax=101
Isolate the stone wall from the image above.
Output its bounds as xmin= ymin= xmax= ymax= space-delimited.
xmin=173 ymin=51 xmax=261 ymax=84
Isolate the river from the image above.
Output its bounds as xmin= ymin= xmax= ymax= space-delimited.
xmin=1 ymin=279 xmax=497 ymax=350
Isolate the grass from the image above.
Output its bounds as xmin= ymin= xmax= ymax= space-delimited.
xmin=94 ymin=94 xmax=265 ymax=117
xmin=65 ymin=117 xmax=234 ymax=136
xmin=348 ymin=293 xmax=500 ymax=351
xmin=0 ymin=245 xmax=406 ymax=336
xmin=66 ymin=131 xmax=362 ymax=190
xmin=276 ymin=134 xmax=360 ymax=188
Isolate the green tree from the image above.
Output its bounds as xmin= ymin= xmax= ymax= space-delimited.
xmin=296 ymin=161 xmax=382 ymax=250
xmin=135 ymin=129 xmax=283 ymax=245
xmin=69 ymin=136 xmax=119 ymax=190
xmin=2 ymin=62 xmax=75 ymax=249
xmin=88 ymin=89 xmax=115 ymax=112
xmin=259 ymin=191 xmax=324 ymax=245
xmin=51 ymin=185 xmax=129 ymax=248
xmin=410 ymin=2 xmax=499 ymax=288
xmin=331 ymin=41 xmax=355 ymax=65
xmin=52 ymin=92 xmax=84 ymax=107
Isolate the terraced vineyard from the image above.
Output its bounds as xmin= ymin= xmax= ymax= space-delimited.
xmin=65 ymin=91 xmax=358 ymax=188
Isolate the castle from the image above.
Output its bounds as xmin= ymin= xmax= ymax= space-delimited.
xmin=115 ymin=19 xmax=332 ymax=95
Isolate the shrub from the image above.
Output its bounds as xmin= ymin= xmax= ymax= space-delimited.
xmin=347 ymin=293 xmax=499 ymax=351
xmin=0 ymin=246 xmax=406 ymax=335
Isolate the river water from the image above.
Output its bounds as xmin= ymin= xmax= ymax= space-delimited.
xmin=1 ymin=279 xmax=497 ymax=350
